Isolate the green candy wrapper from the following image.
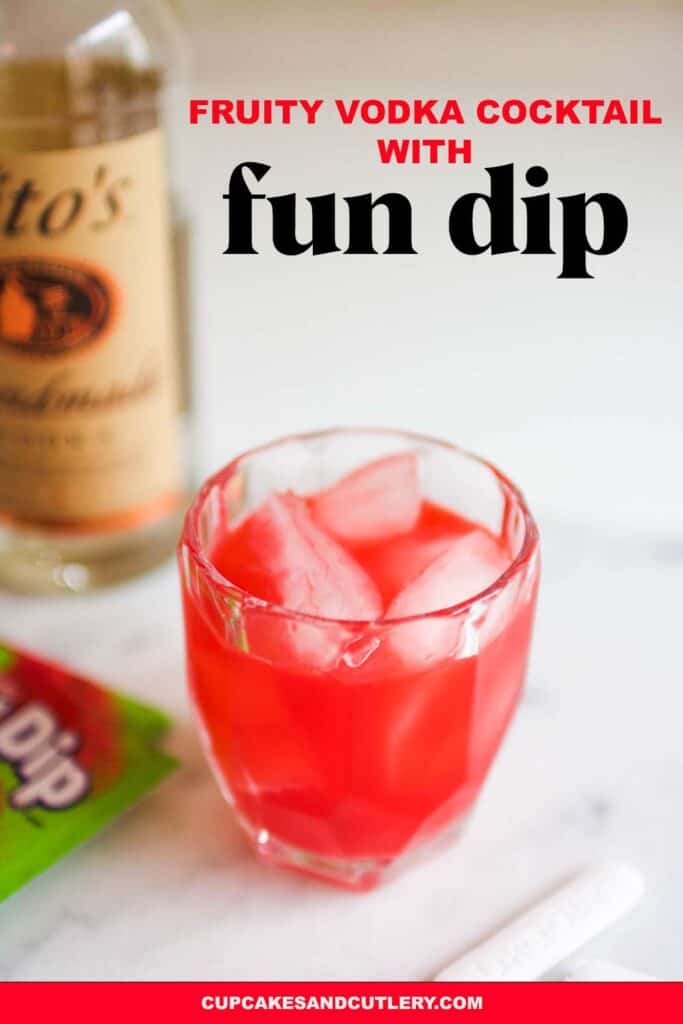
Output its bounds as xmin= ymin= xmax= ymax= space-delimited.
xmin=0 ymin=642 xmax=178 ymax=901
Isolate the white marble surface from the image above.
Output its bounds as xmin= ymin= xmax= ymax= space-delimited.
xmin=1 ymin=501 xmax=682 ymax=980
xmin=1 ymin=0 xmax=682 ymax=982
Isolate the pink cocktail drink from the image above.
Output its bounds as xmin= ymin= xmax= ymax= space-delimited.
xmin=179 ymin=429 xmax=540 ymax=889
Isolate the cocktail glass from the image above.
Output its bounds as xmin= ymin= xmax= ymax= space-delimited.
xmin=178 ymin=428 xmax=540 ymax=889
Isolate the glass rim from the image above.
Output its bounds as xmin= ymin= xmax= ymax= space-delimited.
xmin=180 ymin=426 xmax=540 ymax=628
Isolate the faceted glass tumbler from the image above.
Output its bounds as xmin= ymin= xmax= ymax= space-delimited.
xmin=178 ymin=428 xmax=540 ymax=890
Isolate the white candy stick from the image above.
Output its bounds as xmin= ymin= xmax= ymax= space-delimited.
xmin=435 ymin=862 xmax=644 ymax=982
xmin=563 ymin=959 xmax=656 ymax=982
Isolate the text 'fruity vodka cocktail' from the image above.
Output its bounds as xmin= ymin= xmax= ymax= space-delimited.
xmin=179 ymin=429 xmax=540 ymax=889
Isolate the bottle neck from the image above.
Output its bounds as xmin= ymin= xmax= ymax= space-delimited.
xmin=0 ymin=57 xmax=162 ymax=151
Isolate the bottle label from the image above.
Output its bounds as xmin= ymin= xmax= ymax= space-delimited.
xmin=0 ymin=129 xmax=182 ymax=529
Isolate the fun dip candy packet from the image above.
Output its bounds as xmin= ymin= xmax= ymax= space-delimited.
xmin=0 ymin=642 xmax=177 ymax=901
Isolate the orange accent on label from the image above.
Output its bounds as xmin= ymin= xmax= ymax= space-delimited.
xmin=0 ymin=255 xmax=117 ymax=358
xmin=0 ymin=490 xmax=182 ymax=535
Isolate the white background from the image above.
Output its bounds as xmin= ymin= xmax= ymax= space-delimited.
xmin=1 ymin=0 xmax=682 ymax=981
xmin=183 ymin=0 xmax=683 ymax=543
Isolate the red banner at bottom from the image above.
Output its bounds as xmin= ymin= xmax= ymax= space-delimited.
xmin=0 ymin=982 xmax=679 ymax=1021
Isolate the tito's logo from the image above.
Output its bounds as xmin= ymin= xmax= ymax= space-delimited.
xmin=0 ymin=257 xmax=114 ymax=356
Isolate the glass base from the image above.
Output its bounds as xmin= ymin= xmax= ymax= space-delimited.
xmin=0 ymin=504 xmax=186 ymax=594
xmin=237 ymin=809 xmax=473 ymax=891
